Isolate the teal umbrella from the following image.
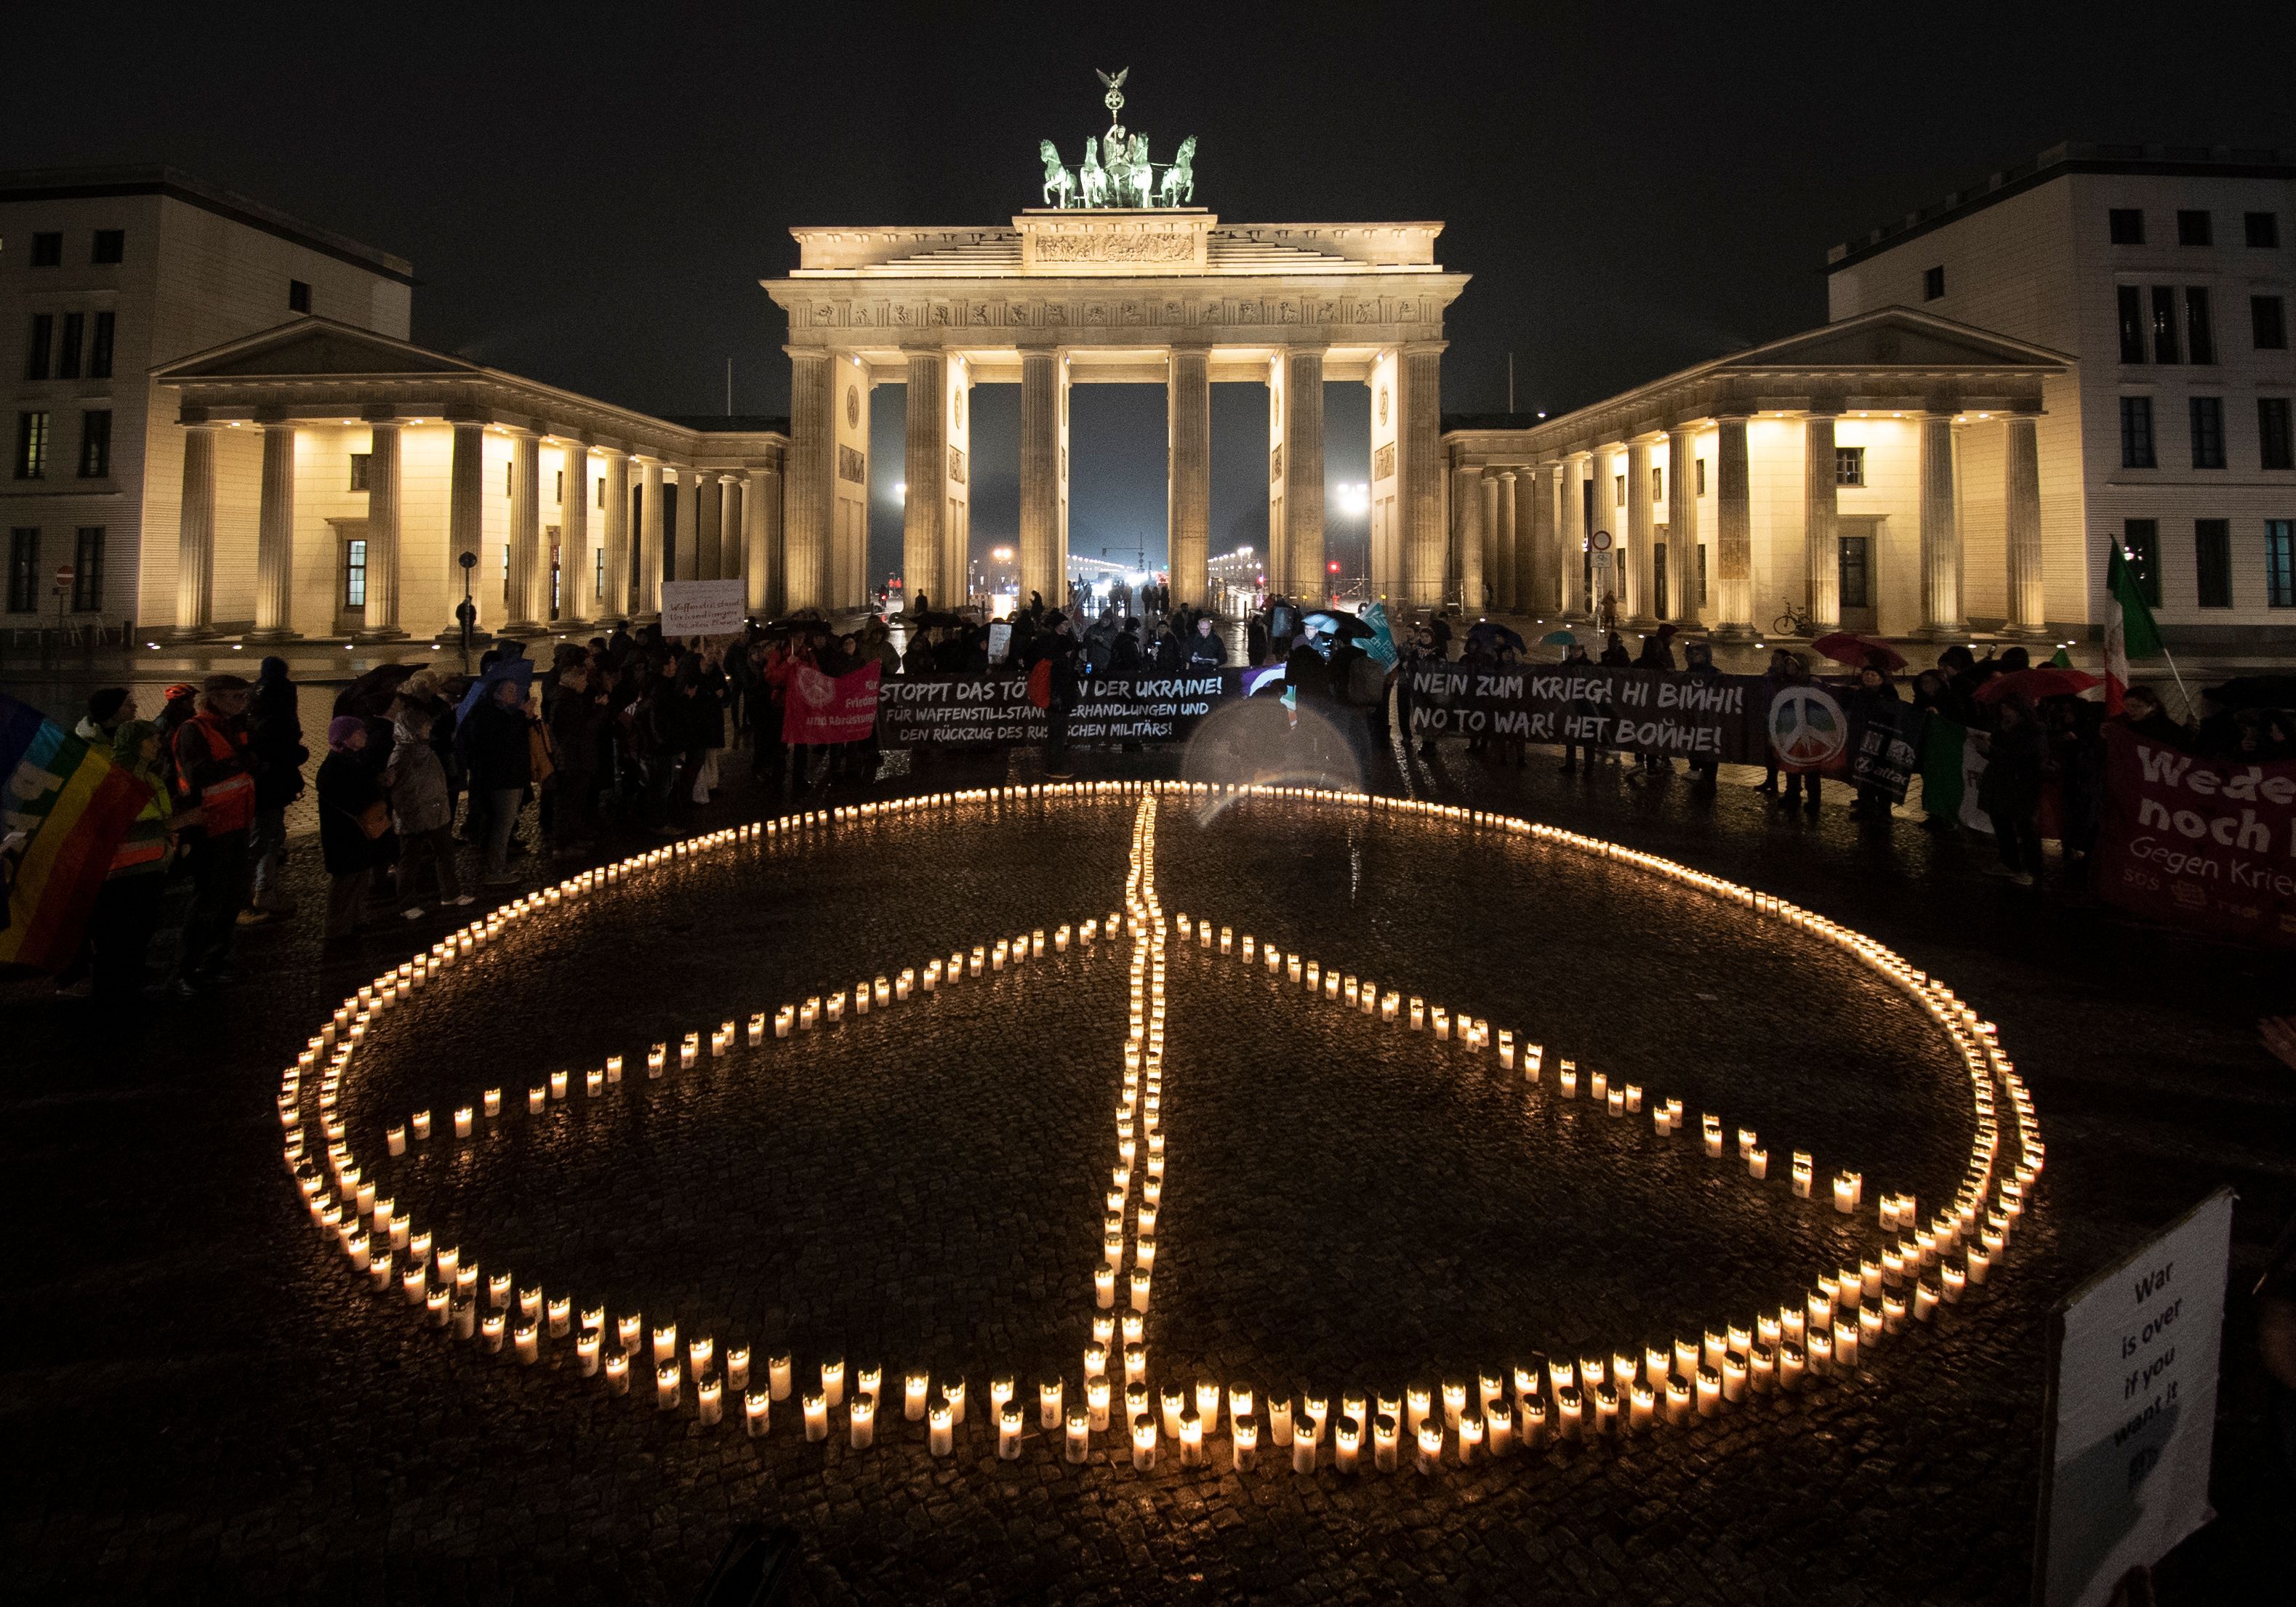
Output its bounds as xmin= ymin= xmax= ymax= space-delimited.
xmin=1539 ymin=629 xmax=1578 ymax=648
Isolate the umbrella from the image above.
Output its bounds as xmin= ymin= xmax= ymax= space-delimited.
xmin=904 ymin=610 xmax=966 ymax=629
xmin=1539 ymin=629 xmax=1579 ymax=648
xmin=2202 ymin=674 xmax=2296 ymax=711
xmin=1973 ymin=666 xmax=2100 ymax=704
xmin=1810 ymin=631 xmax=1907 ymax=672
xmin=1466 ymin=621 xmax=1528 ymax=653
xmin=455 ymin=656 xmax=535 ymax=722
xmin=334 ymin=663 xmax=417 ymax=720
xmin=1304 ymin=611 xmax=1375 ymax=642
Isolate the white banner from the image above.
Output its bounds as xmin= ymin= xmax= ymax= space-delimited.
xmin=2036 ymin=1188 xmax=2232 ymax=1607
xmin=657 ymin=579 xmax=747 ymax=638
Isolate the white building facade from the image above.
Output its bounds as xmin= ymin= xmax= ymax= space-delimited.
xmin=1826 ymin=142 xmax=2296 ymax=646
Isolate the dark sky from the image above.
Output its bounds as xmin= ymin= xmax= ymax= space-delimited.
xmin=7 ymin=0 xmax=2292 ymax=576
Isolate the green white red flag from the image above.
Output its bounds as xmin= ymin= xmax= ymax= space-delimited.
xmin=2102 ymin=539 xmax=2163 ymax=714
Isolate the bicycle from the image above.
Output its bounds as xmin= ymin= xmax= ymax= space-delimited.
xmin=1770 ymin=600 xmax=1815 ymax=637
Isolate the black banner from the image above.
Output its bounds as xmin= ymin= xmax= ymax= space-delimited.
xmin=1849 ymin=704 xmax=1921 ymax=801
xmin=877 ymin=671 xmax=1255 ymax=746
xmin=1400 ymin=664 xmax=1770 ymax=762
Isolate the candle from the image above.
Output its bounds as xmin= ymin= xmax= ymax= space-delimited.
xmin=698 ymin=1377 xmax=723 ymax=1426
xmin=1160 ymin=1388 xmax=1184 ymax=1438
xmin=1179 ymin=1414 xmax=1205 ymax=1467
xmin=387 ymin=1125 xmax=406 ymax=1156
xmin=1130 ymin=1417 xmax=1156 ymax=1470
xmin=1124 ymin=1345 xmax=1147 ymax=1385
xmin=1557 ymin=1387 xmax=1583 ymax=1439
xmin=606 ymin=1351 xmax=631 ymax=1395
xmin=1441 ymin=1380 xmax=1466 ymax=1428
xmin=1234 ymin=1415 xmax=1260 ymax=1470
xmin=744 ymin=1390 xmax=768 ymax=1436
xmin=480 ymin=1310 xmax=505 ymax=1352
xmin=1291 ymin=1421 xmax=1319 ymax=1473
xmin=849 ymin=1394 xmax=875 ymax=1448
xmin=1415 ymin=1423 xmax=1443 ymax=1474
xmin=657 ymin=1364 xmax=683 ymax=1411
xmin=1040 ymin=1379 xmax=1064 ymax=1429
xmin=822 ymin=1357 xmax=846 ymax=1408
xmin=577 ymin=1331 xmax=601 ymax=1376
xmin=425 ymin=1286 xmax=449 ymax=1327
xmin=652 ymin=1324 xmax=676 ymax=1364
xmin=1780 ymin=1343 xmax=1806 ymax=1391
xmin=1086 ymin=1377 xmax=1111 ymax=1431
xmin=1096 ymin=1268 xmax=1115 ymax=1308
xmin=548 ymin=1297 xmax=571 ymax=1338
xmin=857 ymin=1365 xmax=880 ymax=1402
xmin=725 ymin=1348 xmax=750 ymax=1391
xmin=1269 ymin=1397 xmax=1293 ymax=1447
xmin=1458 ymin=1414 xmax=1484 ymax=1463
xmin=805 ymin=1391 xmax=830 ymax=1441
xmin=943 ymin=1378 xmax=967 ymax=1425
xmin=454 ymin=1107 xmax=473 ymax=1137
xmin=550 ymin=1070 xmax=569 ymax=1101
xmin=904 ymin=1372 xmax=930 ymax=1421
xmin=998 ymin=1404 xmax=1025 ymax=1459
xmin=1196 ymin=1380 xmax=1222 ymax=1432
xmin=1371 ymin=1412 xmax=1400 ymax=1471
xmin=1915 ymin=1281 xmax=1940 ymax=1321
xmin=606 ymin=1056 xmax=623 ymax=1084
xmin=411 ymin=1111 xmax=432 ymax=1141
xmin=1332 ymin=1421 xmax=1360 ymax=1473
xmin=527 ymin=1087 xmax=545 ymax=1114
xmin=1750 ymin=1346 xmax=1775 ymax=1393
xmin=1066 ymin=1409 xmax=1091 ymax=1463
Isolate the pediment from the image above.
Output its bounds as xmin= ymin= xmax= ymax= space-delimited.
xmin=1722 ymin=309 xmax=2068 ymax=372
xmin=155 ymin=318 xmax=481 ymax=380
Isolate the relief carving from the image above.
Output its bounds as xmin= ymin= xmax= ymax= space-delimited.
xmin=1034 ymin=231 xmax=1194 ymax=262
xmin=837 ymin=445 xmax=865 ymax=484
xmin=949 ymin=445 xmax=967 ymax=485
xmin=1374 ymin=443 xmax=1396 ymax=480
xmin=1270 ymin=443 xmax=1284 ymax=482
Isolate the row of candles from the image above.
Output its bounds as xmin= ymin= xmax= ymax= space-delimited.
xmin=281 ymin=778 xmax=2041 ymax=1478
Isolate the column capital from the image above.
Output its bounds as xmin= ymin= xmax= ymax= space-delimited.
xmin=1400 ymin=339 xmax=1449 ymax=358
xmin=177 ymin=411 xmax=220 ymax=430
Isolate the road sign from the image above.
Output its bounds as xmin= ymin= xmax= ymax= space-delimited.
xmin=55 ymin=564 xmax=75 ymax=585
xmin=1589 ymin=530 xmax=1613 ymax=552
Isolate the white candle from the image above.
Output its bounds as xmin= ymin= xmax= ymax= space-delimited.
xmin=1269 ymin=1397 xmax=1293 ymax=1447
xmin=547 ymin=1296 xmax=571 ymax=1338
xmin=527 ymin=1086 xmax=545 ymax=1114
xmin=998 ymin=1405 xmax=1025 ymax=1459
xmin=725 ymin=1348 xmax=750 ymax=1391
xmin=769 ymin=1353 xmax=793 ymax=1399
xmin=849 ymin=1394 xmax=875 ymax=1448
xmin=1086 ymin=1377 xmax=1111 ymax=1430
xmin=904 ymin=1372 xmax=930 ymax=1421
xmin=549 ymin=1070 xmax=569 ymax=1101
xmin=411 ymin=1111 xmax=431 ymax=1141
xmin=822 ymin=1358 xmax=846 ymax=1407
xmin=454 ymin=1107 xmax=473 ymax=1137
xmin=804 ymin=1391 xmax=830 ymax=1441
xmin=943 ymin=1377 xmax=966 ymax=1425
xmin=928 ymin=1403 xmax=953 ymax=1457
xmin=605 ymin=1351 xmax=630 ymax=1394
xmin=1415 ymin=1422 xmax=1443 ymax=1473
xmin=697 ymin=1377 xmax=723 ymax=1426
xmin=652 ymin=1324 xmax=676 ymax=1364
xmin=656 ymin=1364 xmax=683 ymax=1411
xmin=1131 ymin=1417 xmax=1157 ymax=1470
xmin=1065 ymin=1409 xmax=1091 ymax=1462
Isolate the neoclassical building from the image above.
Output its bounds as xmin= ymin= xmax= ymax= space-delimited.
xmin=1442 ymin=310 xmax=2072 ymax=640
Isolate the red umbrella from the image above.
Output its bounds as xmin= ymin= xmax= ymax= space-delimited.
xmin=1809 ymin=632 xmax=1907 ymax=672
xmin=1974 ymin=666 xmax=2100 ymax=704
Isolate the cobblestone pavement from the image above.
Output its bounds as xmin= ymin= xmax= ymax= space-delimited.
xmin=2 ymin=714 xmax=2292 ymax=1606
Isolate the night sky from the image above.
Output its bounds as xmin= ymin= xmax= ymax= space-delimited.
xmin=7 ymin=1 xmax=2291 ymax=580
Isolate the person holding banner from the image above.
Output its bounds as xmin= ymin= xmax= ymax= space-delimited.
xmin=1976 ymin=693 xmax=2047 ymax=886
xmin=169 ymin=675 xmax=258 ymax=993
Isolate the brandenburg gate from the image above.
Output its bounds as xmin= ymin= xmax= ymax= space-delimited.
xmin=764 ymin=74 xmax=1467 ymax=614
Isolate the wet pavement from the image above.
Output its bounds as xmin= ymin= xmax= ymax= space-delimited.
xmin=2 ymin=707 xmax=2292 ymax=1606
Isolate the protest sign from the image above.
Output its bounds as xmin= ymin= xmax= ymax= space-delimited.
xmin=783 ymin=662 xmax=881 ymax=745
xmin=1401 ymin=664 xmax=1768 ymax=762
xmin=1849 ymin=704 xmax=1921 ymax=802
xmin=2095 ymin=728 xmax=2296 ymax=944
xmin=658 ymin=579 xmax=747 ymax=638
xmin=878 ymin=671 xmax=1249 ymax=746
xmin=2035 ymin=1189 xmax=2233 ymax=1607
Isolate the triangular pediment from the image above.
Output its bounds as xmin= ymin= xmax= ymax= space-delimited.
xmin=154 ymin=318 xmax=481 ymax=380
xmin=1719 ymin=307 xmax=2068 ymax=371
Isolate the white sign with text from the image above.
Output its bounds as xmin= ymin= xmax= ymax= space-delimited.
xmin=2036 ymin=1188 xmax=2232 ymax=1607
xmin=657 ymin=579 xmax=747 ymax=638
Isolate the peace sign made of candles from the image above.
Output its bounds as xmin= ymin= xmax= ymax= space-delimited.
xmin=280 ymin=781 xmax=2041 ymax=1478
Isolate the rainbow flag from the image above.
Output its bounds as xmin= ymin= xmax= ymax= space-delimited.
xmin=1 ymin=693 xmax=150 ymax=971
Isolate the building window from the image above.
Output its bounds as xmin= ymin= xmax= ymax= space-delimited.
xmin=24 ymin=313 xmax=52 ymax=381
xmin=15 ymin=411 xmax=50 ymax=480
xmin=2188 ymin=398 xmax=2225 ymax=469
xmin=1614 ymin=473 xmax=1625 ymax=507
xmin=1839 ymin=534 xmax=1871 ymax=609
xmin=2151 ymin=287 xmax=2180 ymax=363
xmin=2176 ymin=209 xmax=2212 ymax=247
xmin=30 ymin=232 xmax=62 ymax=267
xmin=2193 ymin=520 xmax=2232 ymax=608
xmin=2109 ymin=209 xmax=2146 ymax=245
xmin=2261 ymin=398 xmax=2295 ymax=471
xmin=2257 ymin=296 xmax=2289 ymax=352
xmin=595 ymin=545 xmax=605 ymax=601
xmin=2120 ymin=396 xmax=2156 ymax=468
xmin=1835 ymin=446 xmax=1866 ymax=486
xmin=502 ymin=543 xmax=511 ymax=602
xmin=88 ymin=311 xmax=113 ymax=379
xmin=505 ymin=462 xmax=513 ymax=498
xmin=1695 ymin=458 xmax=1706 ymax=496
xmin=596 ymin=475 xmax=605 ymax=508
xmin=1922 ymin=265 xmax=1946 ymax=301
xmin=57 ymin=311 xmax=83 ymax=379
xmin=77 ymin=410 xmax=111 ymax=478
xmin=70 ymin=527 xmax=103 ymax=612
xmin=348 ymin=452 xmax=371 ymax=492
xmin=7 ymin=529 xmax=36 ymax=612
xmin=2185 ymin=287 xmax=2215 ymax=364
xmin=2247 ymin=212 xmax=2280 ymax=249
xmin=343 ymin=539 xmax=366 ymax=609
xmin=2124 ymin=520 xmax=2161 ymax=605
xmin=1651 ymin=466 xmax=1663 ymax=502
xmin=2268 ymin=521 xmax=2296 ymax=607
xmin=2117 ymin=286 xmax=2146 ymax=363
xmin=287 ymin=279 xmax=310 ymax=314
xmin=90 ymin=230 xmax=124 ymax=265
xmin=555 ymin=469 xmax=564 ymax=504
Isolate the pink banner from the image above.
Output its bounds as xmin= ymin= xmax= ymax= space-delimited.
xmin=2097 ymin=726 xmax=2296 ymax=946
xmin=782 ymin=662 xmax=881 ymax=745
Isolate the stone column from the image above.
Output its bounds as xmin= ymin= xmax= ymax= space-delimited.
xmin=174 ymin=422 xmax=217 ymax=637
xmin=1451 ymin=463 xmax=1483 ymax=613
xmin=742 ymin=467 xmax=774 ymax=615
xmin=904 ymin=350 xmax=949 ymax=610
xmin=636 ymin=456 xmax=665 ymax=622
xmin=1713 ymin=416 xmax=1754 ymax=640
xmin=1803 ymin=414 xmax=1839 ymax=634
xmin=1281 ymin=347 xmax=1327 ymax=601
xmin=1663 ymin=427 xmax=1698 ymax=625
xmin=691 ymin=465 xmax=720 ymax=581
xmin=1496 ymin=470 xmax=1519 ymax=614
xmin=1400 ymin=342 xmax=1446 ymax=609
xmin=363 ymin=422 xmax=403 ymax=638
xmin=252 ymin=422 xmax=297 ymax=639
xmin=2004 ymin=415 xmax=2045 ymax=635
xmin=718 ymin=475 xmax=742 ymax=598
xmin=1918 ymin=415 xmax=1962 ymax=636
xmin=599 ymin=448 xmax=630 ymax=623
xmin=782 ymin=350 xmax=832 ymax=613
xmin=1525 ymin=465 xmax=1558 ymax=617
xmin=1019 ymin=350 xmax=1065 ymax=608
xmin=505 ymin=430 xmax=542 ymax=632
xmin=560 ymin=445 xmax=591 ymax=625
xmin=1625 ymin=438 xmax=1657 ymax=628
xmin=1560 ymin=456 xmax=1589 ymax=619
xmin=676 ymin=467 xmax=705 ymax=584
xmin=449 ymin=419 xmax=486 ymax=631
xmin=1166 ymin=345 xmax=1211 ymax=607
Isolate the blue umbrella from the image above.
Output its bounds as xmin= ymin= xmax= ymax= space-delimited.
xmin=1540 ymin=629 xmax=1578 ymax=648
xmin=455 ymin=656 xmax=534 ymax=722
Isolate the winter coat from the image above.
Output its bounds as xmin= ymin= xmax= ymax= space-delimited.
xmin=317 ymin=750 xmax=386 ymax=875
xmin=383 ymin=710 xmax=454 ymax=835
xmin=1977 ymin=720 xmax=2046 ymax=818
xmin=247 ymin=676 xmax=308 ymax=810
xmin=1185 ymin=632 xmax=1227 ymax=671
xmin=465 ymin=698 xmax=534 ymax=792
xmin=550 ymin=685 xmax=604 ymax=778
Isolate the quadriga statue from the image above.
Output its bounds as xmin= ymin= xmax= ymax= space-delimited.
xmin=1039 ymin=140 xmax=1076 ymax=208
xmin=1158 ymin=136 xmax=1196 ymax=206
xmin=1077 ymin=138 xmax=1109 ymax=207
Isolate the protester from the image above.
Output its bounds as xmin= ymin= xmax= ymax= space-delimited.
xmin=1776 ymin=654 xmax=1823 ymax=812
xmin=384 ymin=686 xmax=467 ymax=917
xmin=465 ymin=676 xmax=534 ymax=882
xmin=318 ymin=717 xmax=388 ymax=938
xmin=1041 ymin=612 xmax=1080 ymax=779
xmin=1846 ymin=658 xmax=1903 ymax=821
xmin=75 ymin=687 xmax=135 ymax=744
xmin=88 ymin=720 xmax=179 ymax=1005
xmin=244 ymin=656 xmax=307 ymax=922
xmin=1977 ymin=693 xmax=2047 ymax=887
xmin=549 ymin=657 xmax=603 ymax=854
xmin=169 ymin=674 xmax=257 ymax=994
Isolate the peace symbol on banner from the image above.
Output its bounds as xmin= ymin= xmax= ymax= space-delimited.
xmin=1768 ymin=685 xmax=1847 ymax=768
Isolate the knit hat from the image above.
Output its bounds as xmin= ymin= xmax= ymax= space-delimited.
xmin=326 ymin=715 xmax=367 ymax=752
xmin=86 ymin=687 xmax=129 ymax=725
